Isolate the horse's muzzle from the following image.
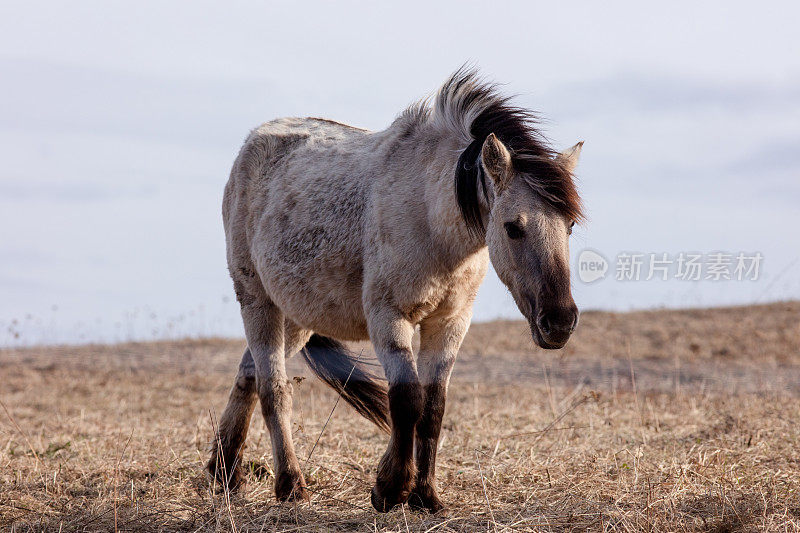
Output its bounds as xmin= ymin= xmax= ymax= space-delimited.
xmin=530 ymin=305 xmax=579 ymax=349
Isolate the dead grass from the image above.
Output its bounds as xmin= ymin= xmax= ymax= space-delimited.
xmin=1 ymin=302 xmax=799 ymax=531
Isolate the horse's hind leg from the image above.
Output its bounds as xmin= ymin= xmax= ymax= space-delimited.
xmin=241 ymin=299 xmax=310 ymax=501
xmin=208 ymin=347 xmax=258 ymax=491
xmin=208 ymin=320 xmax=311 ymax=492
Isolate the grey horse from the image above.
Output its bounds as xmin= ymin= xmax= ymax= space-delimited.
xmin=208 ymin=68 xmax=584 ymax=513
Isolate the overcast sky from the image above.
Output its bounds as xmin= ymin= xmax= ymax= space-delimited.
xmin=1 ymin=1 xmax=799 ymax=345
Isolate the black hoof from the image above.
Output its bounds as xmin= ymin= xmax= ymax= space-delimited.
xmin=408 ymin=488 xmax=445 ymax=513
xmin=275 ymin=470 xmax=309 ymax=502
xmin=371 ymin=483 xmax=412 ymax=512
xmin=207 ymin=455 xmax=245 ymax=493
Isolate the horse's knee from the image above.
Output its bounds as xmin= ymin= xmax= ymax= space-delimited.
xmin=381 ymin=341 xmax=423 ymax=428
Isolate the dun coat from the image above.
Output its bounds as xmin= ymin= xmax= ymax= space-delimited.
xmin=208 ymin=68 xmax=584 ymax=512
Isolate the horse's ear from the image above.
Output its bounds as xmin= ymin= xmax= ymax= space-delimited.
xmin=557 ymin=141 xmax=584 ymax=173
xmin=481 ymin=133 xmax=512 ymax=189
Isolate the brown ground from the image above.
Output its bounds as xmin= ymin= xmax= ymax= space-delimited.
xmin=1 ymin=302 xmax=799 ymax=532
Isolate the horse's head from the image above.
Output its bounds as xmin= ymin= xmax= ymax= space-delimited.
xmin=481 ymin=134 xmax=583 ymax=349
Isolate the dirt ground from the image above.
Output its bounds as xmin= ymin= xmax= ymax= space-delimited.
xmin=2 ymin=302 xmax=799 ymax=531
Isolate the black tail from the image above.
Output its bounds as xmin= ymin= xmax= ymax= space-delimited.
xmin=300 ymin=334 xmax=390 ymax=433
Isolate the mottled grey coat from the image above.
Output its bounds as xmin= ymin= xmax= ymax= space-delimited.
xmin=208 ymin=69 xmax=583 ymax=512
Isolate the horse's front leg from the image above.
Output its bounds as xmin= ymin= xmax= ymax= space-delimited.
xmin=367 ymin=310 xmax=422 ymax=512
xmin=409 ymin=312 xmax=469 ymax=512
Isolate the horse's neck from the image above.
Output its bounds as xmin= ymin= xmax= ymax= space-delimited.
xmin=373 ymin=117 xmax=488 ymax=269
xmin=419 ymin=133 xmax=489 ymax=267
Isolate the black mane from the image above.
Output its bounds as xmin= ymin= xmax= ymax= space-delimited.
xmin=440 ymin=69 xmax=583 ymax=235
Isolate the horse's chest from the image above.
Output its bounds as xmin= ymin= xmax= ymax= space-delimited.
xmin=394 ymin=266 xmax=483 ymax=324
xmin=399 ymin=292 xmax=442 ymax=324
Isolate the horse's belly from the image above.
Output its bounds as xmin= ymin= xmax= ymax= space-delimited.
xmin=284 ymin=293 xmax=369 ymax=341
xmin=299 ymin=310 xmax=369 ymax=341
xmin=289 ymin=301 xmax=369 ymax=341
xmin=263 ymin=267 xmax=370 ymax=342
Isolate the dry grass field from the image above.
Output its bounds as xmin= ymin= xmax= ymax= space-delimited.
xmin=2 ymin=302 xmax=799 ymax=532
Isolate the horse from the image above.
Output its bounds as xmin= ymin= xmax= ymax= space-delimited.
xmin=207 ymin=68 xmax=584 ymax=513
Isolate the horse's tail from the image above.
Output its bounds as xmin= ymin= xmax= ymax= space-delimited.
xmin=300 ymin=334 xmax=390 ymax=433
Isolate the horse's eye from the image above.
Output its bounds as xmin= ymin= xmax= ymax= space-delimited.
xmin=568 ymin=220 xmax=575 ymax=235
xmin=504 ymin=222 xmax=524 ymax=240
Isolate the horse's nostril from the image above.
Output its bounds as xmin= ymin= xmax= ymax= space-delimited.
xmin=538 ymin=315 xmax=552 ymax=335
xmin=538 ymin=309 xmax=578 ymax=338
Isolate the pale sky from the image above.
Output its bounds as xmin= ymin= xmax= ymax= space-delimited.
xmin=1 ymin=1 xmax=799 ymax=345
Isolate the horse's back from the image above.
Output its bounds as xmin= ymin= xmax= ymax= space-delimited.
xmin=223 ymin=117 xmax=375 ymax=340
xmin=231 ymin=117 xmax=366 ymax=185
xmin=224 ymin=116 xmax=370 ymax=234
